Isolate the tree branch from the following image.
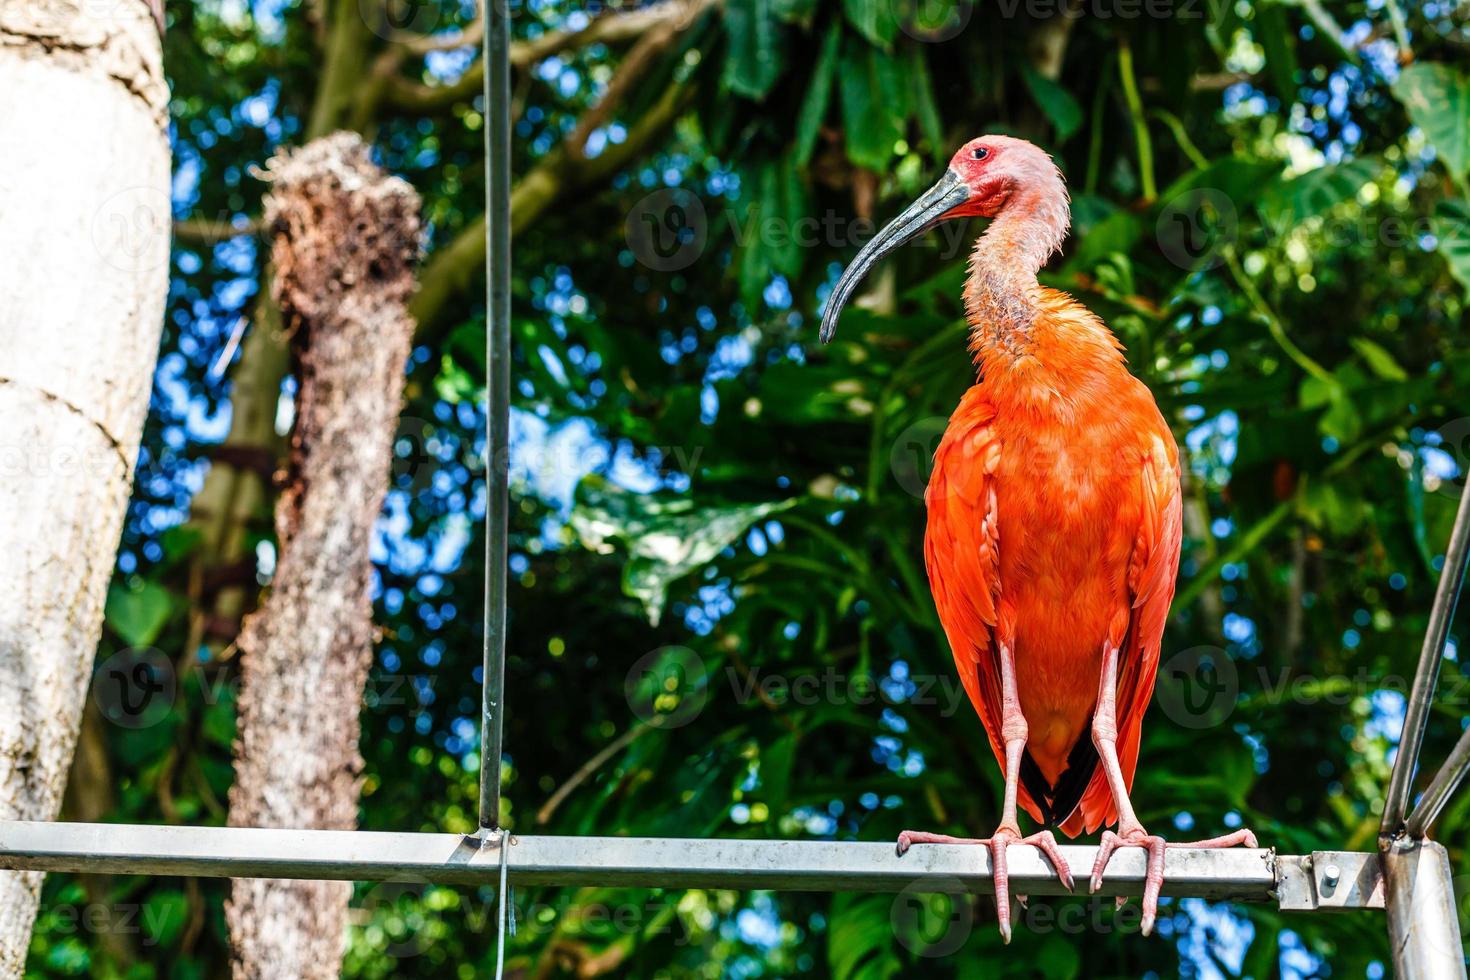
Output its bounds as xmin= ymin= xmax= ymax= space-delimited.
xmin=410 ymin=80 xmax=694 ymax=338
xmin=395 ymin=19 xmax=483 ymax=55
xmin=566 ymin=16 xmax=681 ymax=159
xmin=381 ymin=0 xmax=714 ymax=115
xmin=174 ymin=217 xmax=262 ymax=245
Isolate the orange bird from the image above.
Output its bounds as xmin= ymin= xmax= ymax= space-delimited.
xmin=820 ymin=135 xmax=1256 ymax=940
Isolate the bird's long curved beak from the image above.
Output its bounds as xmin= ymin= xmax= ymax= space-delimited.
xmin=819 ymin=170 xmax=972 ymax=344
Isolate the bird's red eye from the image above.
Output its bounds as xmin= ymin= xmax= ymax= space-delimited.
xmin=972 ymin=147 xmax=989 ymax=160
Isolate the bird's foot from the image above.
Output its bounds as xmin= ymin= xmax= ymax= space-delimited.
xmin=896 ymin=827 xmax=1074 ymax=944
xmin=1089 ymin=827 xmax=1258 ymax=936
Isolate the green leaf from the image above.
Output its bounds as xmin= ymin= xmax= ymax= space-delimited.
xmin=794 ymin=22 xmax=841 ymax=168
xmin=158 ymin=525 xmax=204 ymax=567
xmin=201 ymin=688 xmax=236 ymax=748
xmin=104 ymin=581 xmax=175 ymax=648
xmin=1350 ymin=337 xmax=1408 ymax=381
xmin=751 ymin=361 xmax=882 ymax=422
xmin=434 ymin=354 xmax=478 ymax=404
xmin=569 ymin=477 xmax=797 ymax=625
xmin=761 ymin=733 xmax=797 ymax=811
xmin=1320 ymin=391 xmax=1362 ymax=443
xmin=1393 ymin=62 xmax=1470 ymax=181
xmin=445 ymin=319 xmax=487 ymax=376
xmin=1408 ymin=452 xmax=1435 ymax=571
xmin=1020 ymin=64 xmax=1082 ymax=143
xmin=1037 ymin=934 xmax=1083 ymax=978
xmin=1259 ymin=157 xmax=1379 ymax=229
xmin=723 ymin=0 xmax=785 ymax=99
xmin=1297 ymin=373 xmax=1339 ymax=410
xmin=842 ymin=0 xmax=897 ymax=48
xmin=1432 ymin=197 xmax=1470 ymax=296
xmin=1061 ymin=208 xmax=1141 ymax=272
xmin=733 ymin=157 xmax=806 ymax=307
xmin=1159 ymin=157 xmax=1283 ymax=209
xmin=829 ymin=894 xmax=903 ymax=980
xmin=774 ymin=156 xmax=808 ymax=278
xmin=1254 ymin=3 xmax=1299 ymax=103
xmin=909 ymin=44 xmax=945 ymax=159
xmin=1300 ymin=480 xmax=1366 ymax=535
xmin=142 ymin=889 xmax=189 ymax=947
xmin=839 ymin=40 xmax=905 ymax=169
xmin=771 ymin=0 xmax=816 ymax=21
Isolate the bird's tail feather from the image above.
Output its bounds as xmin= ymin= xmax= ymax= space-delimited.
xmin=1018 ymin=732 xmax=1100 ymax=835
xmin=1058 ymin=714 xmax=1144 ymax=838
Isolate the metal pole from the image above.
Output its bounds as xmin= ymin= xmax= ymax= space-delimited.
xmin=1407 ymin=721 xmax=1470 ymax=840
xmin=1382 ymin=472 xmax=1470 ymax=837
xmin=479 ymin=0 xmax=513 ymax=832
xmin=1382 ymin=836 xmax=1467 ymax=978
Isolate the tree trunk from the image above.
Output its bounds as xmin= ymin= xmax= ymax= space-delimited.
xmin=225 ymin=133 xmax=420 ymax=980
xmin=0 ymin=1 xmax=168 ymax=972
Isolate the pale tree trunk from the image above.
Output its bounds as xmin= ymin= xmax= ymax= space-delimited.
xmin=0 ymin=0 xmax=168 ymax=972
xmin=225 ymin=133 xmax=420 ymax=980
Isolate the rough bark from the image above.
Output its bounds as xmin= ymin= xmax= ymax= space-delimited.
xmin=0 ymin=0 xmax=168 ymax=972
xmin=225 ymin=133 xmax=420 ymax=980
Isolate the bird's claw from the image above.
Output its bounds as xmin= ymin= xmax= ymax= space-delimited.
xmin=895 ymin=827 xmax=1073 ymax=944
xmin=1088 ymin=827 xmax=1258 ymax=936
xmin=1089 ymin=829 xmax=1166 ymax=935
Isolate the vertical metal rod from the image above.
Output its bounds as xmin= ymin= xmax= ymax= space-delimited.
xmin=1382 ymin=837 xmax=1467 ymax=978
xmin=1406 ymin=721 xmax=1470 ymax=839
xmin=479 ymin=0 xmax=512 ymax=832
xmin=1382 ymin=472 xmax=1470 ymax=837
xmin=494 ymin=834 xmax=511 ymax=979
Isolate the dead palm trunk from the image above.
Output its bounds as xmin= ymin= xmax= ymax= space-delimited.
xmin=225 ymin=133 xmax=420 ymax=979
xmin=0 ymin=0 xmax=168 ymax=971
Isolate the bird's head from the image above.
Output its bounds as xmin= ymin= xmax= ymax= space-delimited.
xmin=819 ymin=135 xmax=1067 ymax=344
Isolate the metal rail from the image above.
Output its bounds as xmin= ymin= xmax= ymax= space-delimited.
xmin=0 ymin=822 xmax=1380 ymax=910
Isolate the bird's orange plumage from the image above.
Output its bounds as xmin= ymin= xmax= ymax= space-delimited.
xmin=821 ymin=135 xmax=1243 ymax=940
xmin=924 ymin=286 xmax=1182 ymax=836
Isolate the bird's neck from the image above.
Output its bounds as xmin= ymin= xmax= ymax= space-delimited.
xmin=963 ymin=190 xmax=1068 ymax=366
xmin=962 ymin=192 xmax=1128 ymax=410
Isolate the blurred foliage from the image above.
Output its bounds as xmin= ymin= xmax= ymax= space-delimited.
xmin=30 ymin=0 xmax=1470 ymax=977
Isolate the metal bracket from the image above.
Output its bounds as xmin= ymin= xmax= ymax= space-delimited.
xmin=1276 ymin=851 xmax=1385 ymax=911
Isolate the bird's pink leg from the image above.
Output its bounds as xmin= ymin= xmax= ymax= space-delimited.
xmin=896 ymin=642 xmax=1072 ymax=944
xmin=1087 ymin=643 xmax=1257 ymax=935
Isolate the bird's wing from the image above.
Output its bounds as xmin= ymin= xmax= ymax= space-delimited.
xmin=922 ymin=392 xmax=1022 ymax=814
xmin=1061 ymin=430 xmax=1183 ymax=835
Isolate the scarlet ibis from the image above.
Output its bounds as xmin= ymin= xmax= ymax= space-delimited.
xmin=820 ymin=135 xmax=1256 ymax=940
